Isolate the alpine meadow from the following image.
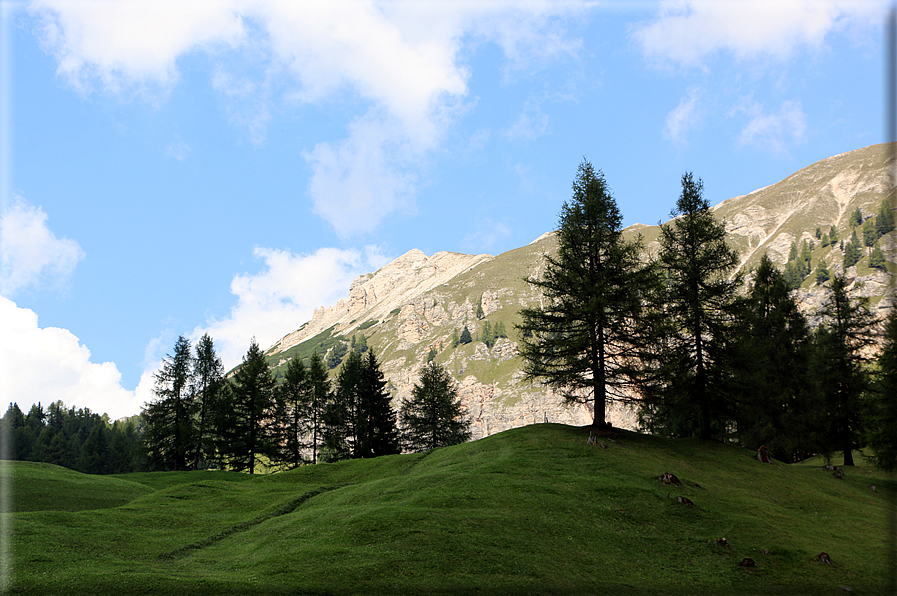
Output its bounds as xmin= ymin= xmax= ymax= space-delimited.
xmin=4 ymin=142 xmax=897 ymax=594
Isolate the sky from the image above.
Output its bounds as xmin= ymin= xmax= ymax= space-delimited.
xmin=0 ymin=0 xmax=889 ymax=420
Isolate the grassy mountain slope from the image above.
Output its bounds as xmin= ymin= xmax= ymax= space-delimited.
xmin=12 ymin=425 xmax=894 ymax=595
xmin=259 ymin=143 xmax=897 ymax=436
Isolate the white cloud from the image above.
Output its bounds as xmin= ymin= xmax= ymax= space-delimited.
xmin=165 ymin=139 xmax=190 ymax=161
xmin=28 ymin=1 xmax=588 ymax=234
xmin=0 ymin=196 xmax=85 ymax=296
xmin=195 ymin=244 xmax=392 ymax=370
xmin=734 ymin=99 xmax=807 ymax=156
xmin=303 ymin=113 xmax=418 ymax=238
xmin=461 ymin=218 xmax=512 ymax=254
xmin=30 ymin=0 xmax=246 ymax=94
xmin=0 ymin=295 xmax=149 ymax=420
xmin=633 ymin=0 xmax=884 ymax=68
xmin=664 ymin=87 xmax=701 ymax=146
xmin=506 ymin=97 xmax=549 ymax=141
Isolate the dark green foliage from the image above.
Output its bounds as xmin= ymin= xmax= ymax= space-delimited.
xmin=641 ymin=172 xmax=741 ymax=441
xmin=305 ymin=352 xmax=331 ymax=464
xmin=352 ymin=333 xmax=369 ymax=354
xmin=192 ymin=333 xmax=224 ymax=470
xmin=842 ymin=229 xmax=863 ymax=269
xmin=867 ymin=308 xmax=897 ymax=472
xmin=815 ymin=226 xmax=822 ymax=239
xmin=323 ymin=350 xmax=399 ymax=461
xmin=870 ymin=244 xmax=887 ymax=271
xmin=862 ymin=218 xmax=877 ymax=247
xmin=876 ymin=198 xmax=895 ymax=237
xmin=518 ymin=160 xmax=651 ymax=429
xmin=730 ymin=255 xmax=816 ymax=462
xmin=815 ymin=260 xmax=831 ymax=284
xmin=224 ymin=339 xmax=278 ymax=474
xmin=820 ymin=232 xmax=830 ymax=248
xmin=400 ymin=362 xmax=471 ymax=452
xmin=143 ymin=336 xmax=196 ymax=472
xmin=326 ymin=341 xmax=348 ymax=369
xmin=481 ymin=320 xmax=494 ymax=348
xmin=849 ymin=206 xmax=863 ymax=227
xmin=1 ymin=400 xmax=144 ymax=474
xmin=784 ymin=239 xmax=812 ymax=289
xmin=357 ymin=319 xmax=378 ymax=330
xmin=476 ymin=297 xmax=485 ymax=320
xmin=272 ymin=357 xmax=309 ymax=470
xmin=829 ymin=225 xmax=840 ymax=243
xmin=426 ymin=347 xmax=437 ymax=362
xmin=459 ymin=326 xmax=472 ymax=344
xmin=812 ymin=276 xmax=876 ymax=466
xmin=451 ymin=330 xmax=460 ymax=348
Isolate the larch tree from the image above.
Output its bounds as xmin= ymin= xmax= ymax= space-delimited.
xmin=641 ymin=173 xmax=741 ymax=441
xmin=517 ymin=160 xmax=650 ymax=430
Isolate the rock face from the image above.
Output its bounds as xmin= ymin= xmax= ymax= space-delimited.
xmin=266 ymin=143 xmax=896 ymax=439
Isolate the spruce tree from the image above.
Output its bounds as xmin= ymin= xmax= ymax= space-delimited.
xmin=518 ymin=160 xmax=651 ymax=430
xmin=227 ymin=338 xmax=278 ymax=473
xmin=305 ymin=351 xmax=331 ymax=464
xmin=812 ymin=276 xmax=876 ymax=466
xmin=641 ymin=173 xmax=741 ymax=440
xmin=870 ymin=245 xmax=887 ymax=271
xmin=191 ymin=333 xmax=224 ymax=470
xmin=401 ymin=362 xmax=471 ymax=452
xmin=273 ymin=357 xmax=309 ymax=469
xmin=867 ymin=308 xmax=897 ymax=472
xmin=357 ymin=350 xmax=400 ymax=458
xmin=876 ymin=198 xmax=895 ymax=237
xmin=143 ymin=336 xmax=196 ymax=471
xmin=730 ymin=255 xmax=815 ymax=461
xmin=459 ymin=326 xmax=472 ymax=344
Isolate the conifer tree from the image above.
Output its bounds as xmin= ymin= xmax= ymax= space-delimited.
xmin=730 ymin=255 xmax=815 ymax=461
xmin=305 ymin=351 xmax=331 ymax=464
xmin=867 ymin=308 xmax=897 ymax=472
xmin=870 ymin=245 xmax=887 ymax=271
xmin=273 ymin=357 xmax=309 ymax=469
xmin=641 ymin=173 xmax=741 ymax=440
xmin=459 ymin=326 xmax=472 ymax=344
xmin=192 ymin=333 xmax=224 ymax=469
xmin=518 ymin=160 xmax=651 ymax=429
xmin=812 ymin=276 xmax=876 ymax=466
xmin=357 ymin=350 xmax=400 ymax=458
xmin=227 ymin=338 xmax=278 ymax=473
xmin=401 ymin=362 xmax=471 ymax=452
xmin=143 ymin=336 xmax=196 ymax=471
xmin=876 ymin=198 xmax=895 ymax=237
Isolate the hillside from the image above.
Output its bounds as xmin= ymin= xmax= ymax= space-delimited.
xmin=263 ymin=143 xmax=897 ymax=437
xmin=10 ymin=424 xmax=894 ymax=595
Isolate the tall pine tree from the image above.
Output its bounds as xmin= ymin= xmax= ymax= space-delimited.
xmin=518 ymin=160 xmax=651 ymax=430
xmin=812 ymin=276 xmax=876 ymax=466
xmin=401 ymin=362 xmax=471 ymax=452
xmin=226 ymin=338 xmax=278 ymax=473
xmin=641 ymin=173 xmax=741 ymax=440
xmin=143 ymin=336 xmax=196 ymax=471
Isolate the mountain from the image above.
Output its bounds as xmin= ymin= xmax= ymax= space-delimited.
xmin=264 ymin=143 xmax=897 ymax=438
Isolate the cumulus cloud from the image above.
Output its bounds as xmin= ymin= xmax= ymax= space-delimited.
xmin=633 ymin=0 xmax=883 ymax=68
xmin=195 ymin=244 xmax=392 ymax=370
xmin=28 ymin=1 xmax=587 ymax=234
xmin=29 ymin=0 xmax=246 ymax=94
xmin=734 ymin=99 xmax=807 ymax=156
xmin=0 ymin=196 xmax=85 ymax=296
xmin=0 ymin=295 xmax=149 ymax=419
xmin=664 ymin=87 xmax=701 ymax=146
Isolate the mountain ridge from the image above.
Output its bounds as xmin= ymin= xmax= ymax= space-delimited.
xmin=264 ymin=143 xmax=897 ymax=438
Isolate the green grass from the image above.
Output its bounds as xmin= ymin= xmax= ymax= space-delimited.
xmin=9 ymin=424 xmax=895 ymax=595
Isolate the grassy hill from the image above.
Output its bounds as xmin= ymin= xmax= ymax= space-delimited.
xmin=10 ymin=425 xmax=895 ymax=595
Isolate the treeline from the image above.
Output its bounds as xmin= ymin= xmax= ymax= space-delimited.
xmin=142 ymin=335 xmax=470 ymax=473
xmin=519 ymin=161 xmax=897 ymax=469
xmin=0 ymin=401 xmax=144 ymax=473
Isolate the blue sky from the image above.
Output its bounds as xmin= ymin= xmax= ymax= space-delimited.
xmin=0 ymin=0 xmax=888 ymax=419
